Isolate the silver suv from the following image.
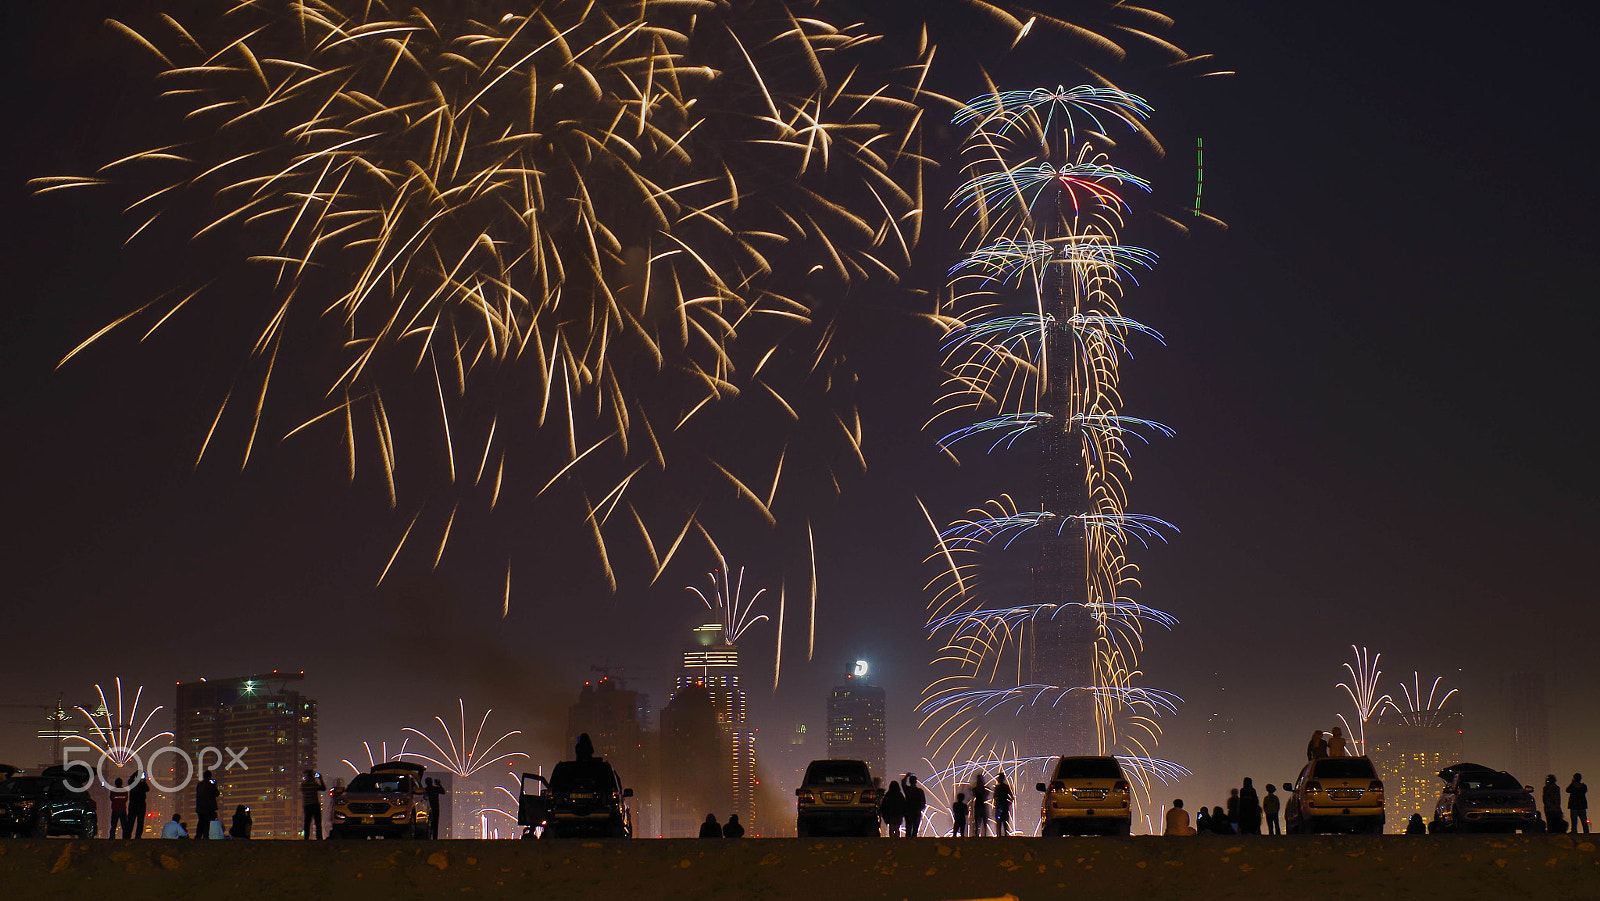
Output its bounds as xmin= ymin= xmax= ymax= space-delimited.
xmin=1036 ymin=756 xmax=1132 ymax=836
xmin=1284 ymin=756 xmax=1384 ymax=834
xmin=1431 ymin=763 xmax=1543 ymax=834
xmin=795 ymin=759 xmax=880 ymax=836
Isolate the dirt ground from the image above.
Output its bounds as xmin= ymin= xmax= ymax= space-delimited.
xmin=2 ymin=834 xmax=1597 ymax=901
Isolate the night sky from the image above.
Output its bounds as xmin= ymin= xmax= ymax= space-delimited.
xmin=3 ymin=0 xmax=1596 ymax=824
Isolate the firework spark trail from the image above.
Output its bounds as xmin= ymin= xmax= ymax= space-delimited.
xmin=950 ymin=238 xmax=1159 ymax=285
xmin=401 ymin=700 xmax=527 ymax=778
xmin=1336 ymin=645 xmax=1393 ymax=755
xmin=36 ymin=0 xmax=941 ymax=601
xmin=71 ymin=678 xmax=174 ymax=771
xmin=920 ymin=81 xmax=1181 ymax=825
xmin=686 ymin=553 xmax=770 ymax=646
xmin=1377 ymin=671 xmax=1460 ymax=728
xmin=342 ymin=739 xmax=411 ymax=776
xmin=1398 ymin=672 xmax=1459 ymax=714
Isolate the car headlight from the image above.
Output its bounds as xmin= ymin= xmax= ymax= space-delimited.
xmin=392 ymin=812 xmax=410 ymax=821
xmin=332 ymin=812 xmax=346 ymax=821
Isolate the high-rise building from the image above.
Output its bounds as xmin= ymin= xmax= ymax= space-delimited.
xmin=664 ymin=623 xmax=757 ymax=834
xmin=659 ymin=683 xmax=723 ymax=837
xmin=1366 ymin=707 xmax=1465 ymax=832
xmin=826 ymin=666 xmax=886 ymax=780
xmin=568 ymin=674 xmax=656 ymax=837
xmin=173 ymin=672 xmax=317 ymax=839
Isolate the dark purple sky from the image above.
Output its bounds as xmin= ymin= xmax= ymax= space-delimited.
xmin=3 ymin=0 xmax=1596 ymax=824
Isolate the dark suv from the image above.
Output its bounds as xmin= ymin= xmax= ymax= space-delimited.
xmin=1431 ymin=763 xmax=1544 ymax=834
xmin=519 ymin=759 xmax=633 ymax=838
xmin=0 ymin=766 xmax=98 ymax=838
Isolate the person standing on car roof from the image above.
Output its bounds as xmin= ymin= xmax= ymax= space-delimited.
xmin=902 ymin=775 xmax=927 ymax=838
xmin=1568 ymin=774 xmax=1590 ymax=834
xmin=1543 ymin=775 xmax=1565 ymax=833
xmin=1327 ymin=726 xmax=1349 ymax=757
xmin=1306 ymin=730 xmax=1329 ymax=760
xmin=698 ymin=813 xmax=722 ymax=838
xmin=722 ymin=814 xmax=745 ymax=838
xmin=950 ymin=793 xmax=968 ymax=837
xmin=880 ymin=779 xmax=906 ymax=836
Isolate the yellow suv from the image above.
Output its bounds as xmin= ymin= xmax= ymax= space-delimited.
xmin=330 ymin=761 xmax=432 ymax=839
xmin=1283 ymin=756 xmax=1384 ymax=834
xmin=1036 ymin=756 xmax=1132 ymax=836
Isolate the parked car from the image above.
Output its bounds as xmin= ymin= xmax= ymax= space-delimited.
xmin=1284 ymin=756 xmax=1385 ymax=834
xmin=329 ymin=761 xmax=431 ymax=839
xmin=519 ymin=758 xmax=633 ymax=838
xmin=795 ymin=759 xmax=880 ymax=837
xmin=1036 ymin=756 xmax=1132 ymax=836
xmin=0 ymin=765 xmax=97 ymax=838
xmin=1430 ymin=763 xmax=1544 ymax=834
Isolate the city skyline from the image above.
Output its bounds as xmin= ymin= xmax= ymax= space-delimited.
xmin=3 ymin=0 xmax=1597 ymax=834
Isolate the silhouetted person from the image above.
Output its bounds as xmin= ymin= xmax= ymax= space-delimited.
xmin=230 ymin=805 xmax=252 ymax=839
xmin=1328 ymin=726 xmax=1349 ymax=757
xmin=1236 ymin=778 xmax=1262 ymax=835
xmin=1544 ymin=775 xmax=1565 ymax=833
xmin=1209 ymin=806 xmax=1232 ymax=835
xmin=880 ymin=780 xmax=906 ymax=836
xmin=1195 ymin=806 xmax=1212 ymax=833
xmin=1226 ymin=788 xmax=1240 ymax=833
xmin=300 ymin=769 xmax=326 ymax=840
xmin=1406 ymin=813 xmax=1426 ymax=834
xmin=108 ymin=777 xmax=129 ymax=838
xmin=1263 ymin=783 xmax=1282 ymax=836
xmin=970 ymin=771 xmax=991 ymax=837
xmin=951 ymin=793 xmax=968 ymax=837
xmin=195 ymin=769 xmax=219 ymax=840
xmin=1164 ymin=799 xmax=1195 ymax=836
xmin=722 ymin=814 xmax=745 ymax=838
xmin=576 ymin=732 xmax=595 ymax=761
xmin=994 ymin=773 xmax=1013 ymax=836
xmin=902 ymin=775 xmax=927 ymax=837
xmin=161 ymin=813 xmax=188 ymax=839
xmin=1569 ymin=773 xmax=1590 ymax=834
xmin=127 ymin=772 xmax=150 ymax=838
xmin=699 ymin=813 xmax=722 ymax=838
xmin=426 ymin=778 xmax=443 ymax=839
xmin=1306 ymin=729 xmax=1329 ymax=760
